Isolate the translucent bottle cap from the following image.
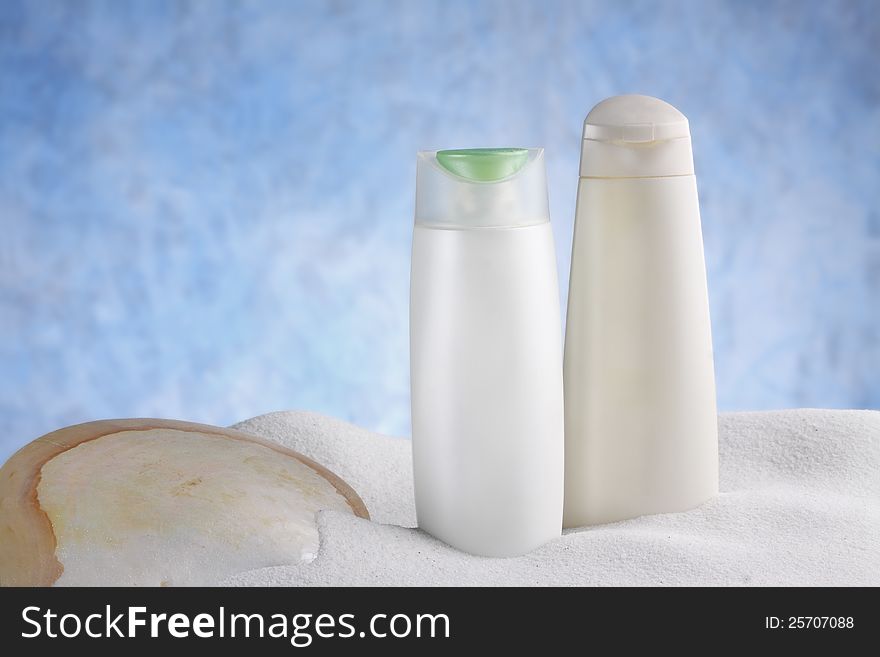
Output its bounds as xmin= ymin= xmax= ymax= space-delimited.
xmin=415 ymin=148 xmax=550 ymax=229
xmin=580 ymin=95 xmax=695 ymax=178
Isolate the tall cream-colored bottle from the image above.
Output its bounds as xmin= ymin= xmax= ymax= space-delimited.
xmin=563 ymin=95 xmax=718 ymax=527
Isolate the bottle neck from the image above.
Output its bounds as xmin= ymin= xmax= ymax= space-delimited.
xmin=579 ymin=136 xmax=695 ymax=179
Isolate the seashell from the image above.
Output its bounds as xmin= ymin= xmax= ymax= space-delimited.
xmin=0 ymin=418 xmax=368 ymax=586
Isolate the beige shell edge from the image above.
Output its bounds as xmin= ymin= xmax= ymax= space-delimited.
xmin=0 ymin=418 xmax=369 ymax=587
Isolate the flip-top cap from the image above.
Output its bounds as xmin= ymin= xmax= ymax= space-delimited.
xmin=580 ymin=95 xmax=695 ymax=178
xmin=435 ymin=148 xmax=530 ymax=182
xmin=415 ymin=148 xmax=549 ymax=228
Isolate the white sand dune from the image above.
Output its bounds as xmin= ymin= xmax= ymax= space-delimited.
xmin=224 ymin=409 xmax=879 ymax=586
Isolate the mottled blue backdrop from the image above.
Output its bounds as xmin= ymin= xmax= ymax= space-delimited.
xmin=1 ymin=0 xmax=878 ymax=462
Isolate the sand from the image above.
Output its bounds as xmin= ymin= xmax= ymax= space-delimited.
xmin=222 ymin=409 xmax=879 ymax=586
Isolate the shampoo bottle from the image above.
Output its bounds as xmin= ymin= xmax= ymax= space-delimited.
xmin=563 ymin=96 xmax=718 ymax=527
xmin=411 ymin=148 xmax=564 ymax=556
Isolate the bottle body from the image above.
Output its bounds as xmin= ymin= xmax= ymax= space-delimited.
xmin=411 ymin=222 xmax=564 ymax=556
xmin=563 ymin=175 xmax=718 ymax=527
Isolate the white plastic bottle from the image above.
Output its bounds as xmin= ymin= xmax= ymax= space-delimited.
xmin=411 ymin=148 xmax=564 ymax=556
xmin=563 ymin=96 xmax=718 ymax=527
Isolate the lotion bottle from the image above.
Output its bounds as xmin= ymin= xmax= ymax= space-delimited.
xmin=411 ymin=148 xmax=564 ymax=556
xmin=563 ymin=96 xmax=718 ymax=527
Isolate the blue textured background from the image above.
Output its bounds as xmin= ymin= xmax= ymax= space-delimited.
xmin=1 ymin=0 xmax=878 ymax=462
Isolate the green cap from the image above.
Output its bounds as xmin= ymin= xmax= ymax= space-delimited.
xmin=435 ymin=148 xmax=529 ymax=182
